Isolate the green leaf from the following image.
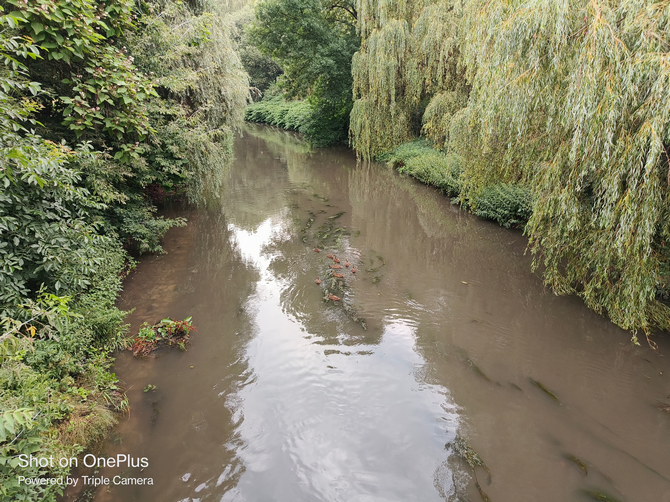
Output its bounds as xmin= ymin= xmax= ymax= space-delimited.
xmin=3 ymin=414 xmax=15 ymax=435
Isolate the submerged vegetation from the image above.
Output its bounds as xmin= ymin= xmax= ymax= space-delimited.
xmin=0 ymin=0 xmax=248 ymax=499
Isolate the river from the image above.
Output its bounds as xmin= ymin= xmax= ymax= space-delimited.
xmin=88 ymin=124 xmax=670 ymax=501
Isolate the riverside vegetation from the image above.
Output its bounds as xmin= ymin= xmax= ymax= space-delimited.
xmin=2 ymin=0 xmax=669 ymax=499
xmin=243 ymin=0 xmax=359 ymax=146
xmin=0 ymin=1 xmax=248 ymax=500
xmin=245 ymin=0 xmax=670 ymax=342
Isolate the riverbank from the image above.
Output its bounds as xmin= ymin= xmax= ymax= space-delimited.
xmin=377 ymin=139 xmax=532 ymax=229
xmin=0 ymin=249 xmax=130 ymax=502
xmin=0 ymin=2 xmax=249 ymax=499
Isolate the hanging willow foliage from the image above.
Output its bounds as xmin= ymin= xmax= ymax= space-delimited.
xmin=131 ymin=0 xmax=249 ymax=128
xmin=350 ymin=0 xmax=465 ymax=158
xmin=350 ymin=19 xmax=414 ymax=154
xmin=455 ymin=0 xmax=670 ymax=336
xmin=129 ymin=0 xmax=250 ymax=200
xmin=352 ymin=0 xmax=670 ymax=336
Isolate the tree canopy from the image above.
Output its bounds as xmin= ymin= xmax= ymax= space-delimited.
xmin=248 ymin=0 xmax=360 ymax=145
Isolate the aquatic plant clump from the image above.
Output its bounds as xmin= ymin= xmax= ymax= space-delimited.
xmin=131 ymin=318 xmax=196 ymax=358
xmin=447 ymin=435 xmax=492 ymax=501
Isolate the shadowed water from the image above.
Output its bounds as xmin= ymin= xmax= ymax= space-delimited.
xmin=82 ymin=124 xmax=670 ymax=502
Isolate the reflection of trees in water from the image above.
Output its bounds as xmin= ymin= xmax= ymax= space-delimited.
xmin=242 ymin=123 xmax=313 ymax=155
xmin=240 ymin=125 xmax=382 ymax=349
xmin=345 ymin=147 xmax=658 ymax=502
xmin=223 ymin=131 xmax=302 ymax=230
xmin=162 ymin=212 xmax=257 ymax=501
xmin=348 ymin=161 xmax=530 ymax=290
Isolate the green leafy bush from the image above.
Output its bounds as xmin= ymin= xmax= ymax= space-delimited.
xmin=0 ymin=2 xmax=248 ymax=499
xmin=0 ymin=137 xmax=110 ymax=305
xmin=245 ymin=94 xmax=351 ymax=147
xmin=382 ymin=139 xmax=531 ymax=228
xmin=471 ymin=184 xmax=532 ymax=229
xmin=381 ymin=139 xmax=462 ymax=197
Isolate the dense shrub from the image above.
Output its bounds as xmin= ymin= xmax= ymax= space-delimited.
xmin=382 ymin=139 xmax=531 ymax=229
xmin=245 ymin=96 xmax=312 ymax=132
xmin=471 ymin=185 xmax=532 ymax=229
xmin=0 ymin=1 xmax=249 ymax=499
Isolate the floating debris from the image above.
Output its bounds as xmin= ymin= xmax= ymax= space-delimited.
xmin=530 ymin=378 xmax=561 ymax=404
xmin=564 ymin=454 xmax=588 ymax=475
xmin=327 ymin=211 xmax=345 ymax=220
xmin=657 ymin=402 xmax=670 ymax=413
xmin=510 ymin=383 xmax=523 ymax=392
xmin=132 ymin=318 xmax=195 ymax=357
xmin=448 ymin=435 xmax=491 ymax=500
xmin=143 ymin=384 xmax=157 ymax=393
xmin=371 ymin=275 xmax=382 ymax=284
xmin=581 ymin=489 xmax=622 ymax=502
xmin=449 ymin=436 xmax=490 ymax=477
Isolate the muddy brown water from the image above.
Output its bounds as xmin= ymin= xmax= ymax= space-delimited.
xmin=85 ymin=124 xmax=670 ymax=502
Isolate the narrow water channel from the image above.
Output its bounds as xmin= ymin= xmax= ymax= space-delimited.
xmin=93 ymin=124 xmax=669 ymax=501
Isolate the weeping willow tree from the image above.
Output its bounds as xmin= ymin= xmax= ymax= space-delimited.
xmin=351 ymin=0 xmax=670 ymax=337
xmin=129 ymin=0 xmax=250 ymax=200
xmin=350 ymin=0 xmax=466 ymax=158
xmin=453 ymin=0 xmax=670 ymax=338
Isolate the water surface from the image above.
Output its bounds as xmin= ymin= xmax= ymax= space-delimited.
xmin=89 ymin=124 xmax=670 ymax=502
